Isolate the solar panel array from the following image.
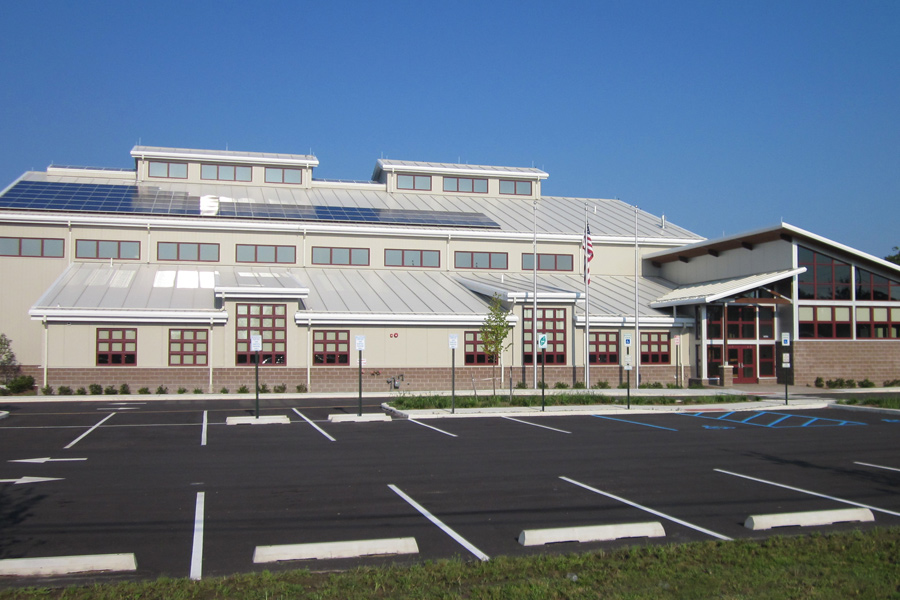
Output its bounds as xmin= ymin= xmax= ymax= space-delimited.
xmin=0 ymin=180 xmax=501 ymax=229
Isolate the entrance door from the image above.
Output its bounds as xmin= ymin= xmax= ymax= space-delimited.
xmin=727 ymin=345 xmax=757 ymax=384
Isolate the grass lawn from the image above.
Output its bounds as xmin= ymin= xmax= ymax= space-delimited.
xmin=838 ymin=395 xmax=900 ymax=410
xmin=1 ymin=528 xmax=898 ymax=599
xmin=389 ymin=392 xmax=752 ymax=410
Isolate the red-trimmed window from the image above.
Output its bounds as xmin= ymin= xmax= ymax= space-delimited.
xmin=443 ymin=177 xmax=487 ymax=193
xmin=856 ymin=269 xmax=900 ymax=301
xmin=797 ymin=247 xmax=851 ymax=300
xmin=158 ymin=242 xmax=219 ymax=262
xmin=499 ymin=180 xmax=532 ymax=195
xmin=589 ymin=331 xmax=619 ymax=364
xmin=522 ymin=253 xmax=574 ymax=271
xmin=236 ymin=244 xmax=296 ymax=264
xmin=0 ymin=237 xmax=64 ymax=257
xmin=798 ymin=306 xmax=852 ymax=339
xmin=265 ymin=167 xmax=302 ymax=184
xmin=523 ymin=307 xmax=566 ymax=365
xmin=759 ymin=345 xmax=775 ymax=377
xmin=201 ymin=164 xmax=251 ymax=182
xmin=640 ymin=332 xmax=670 ymax=364
xmin=856 ymin=307 xmax=900 ymax=339
xmin=454 ymin=251 xmax=507 ymax=270
xmin=236 ymin=304 xmax=287 ymax=365
xmin=385 ymin=249 xmax=440 ymax=268
xmin=169 ymin=329 xmax=208 ymax=366
xmin=397 ymin=175 xmax=431 ymax=191
xmin=97 ymin=328 xmax=137 ymax=366
xmin=313 ymin=330 xmax=350 ymax=365
xmin=464 ymin=331 xmax=495 ymax=365
xmin=76 ymin=239 xmax=140 ymax=260
xmin=312 ymin=247 xmax=369 ymax=266
xmin=148 ymin=161 xmax=187 ymax=179
xmin=758 ymin=307 xmax=775 ymax=339
xmin=726 ymin=306 xmax=756 ymax=339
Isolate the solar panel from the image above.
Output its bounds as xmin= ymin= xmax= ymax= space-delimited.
xmin=0 ymin=180 xmax=501 ymax=229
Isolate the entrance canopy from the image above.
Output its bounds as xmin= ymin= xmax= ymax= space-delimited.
xmin=650 ymin=269 xmax=805 ymax=309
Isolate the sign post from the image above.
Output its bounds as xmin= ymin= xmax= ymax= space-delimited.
xmin=449 ymin=334 xmax=458 ymax=414
xmin=623 ymin=333 xmax=633 ymax=409
xmin=250 ymin=335 xmax=263 ymax=419
xmin=781 ymin=332 xmax=791 ymax=404
xmin=355 ymin=335 xmax=366 ymax=416
xmin=538 ymin=334 xmax=548 ymax=411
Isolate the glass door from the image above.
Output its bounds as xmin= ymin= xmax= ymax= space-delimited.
xmin=727 ymin=345 xmax=757 ymax=384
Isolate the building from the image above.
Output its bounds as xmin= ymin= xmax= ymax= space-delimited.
xmin=0 ymin=145 xmax=897 ymax=394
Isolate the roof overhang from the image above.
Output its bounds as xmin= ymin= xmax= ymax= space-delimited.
xmin=574 ymin=315 xmax=694 ymax=327
xmin=29 ymin=308 xmax=229 ymax=324
xmin=456 ymin=276 xmax=583 ymax=304
xmin=295 ymin=312 xmax=518 ymax=327
xmin=650 ymin=268 xmax=805 ymax=308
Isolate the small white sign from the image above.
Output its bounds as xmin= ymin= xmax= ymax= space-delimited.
xmin=624 ymin=364 xmax=633 ymax=371
xmin=782 ymin=353 xmax=791 ymax=363
xmin=781 ymin=332 xmax=791 ymax=347
xmin=355 ymin=335 xmax=366 ymax=351
xmin=357 ymin=358 xmax=367 ymax=366
xmin=624 ymin=334 xmax=633 ymax=346
xmin=449 ymin=334 xmax=458 ymax=350
xmin=250 ymin=335 xmax=263 ymax=352
xmin=538 ymin=334 xmax=548 ymax=349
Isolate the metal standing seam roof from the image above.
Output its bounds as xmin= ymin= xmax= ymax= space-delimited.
xmin=373 ymin=159 xmax=548 ymax=180
xmin=131 ymin=146 xmax=319 ymax=167
xmin=650 ymin=268 xmax=805 ymax=308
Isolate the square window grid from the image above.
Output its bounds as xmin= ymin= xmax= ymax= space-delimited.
xmin=589 ymin=331 xmax=619 ymax=364
xmin=640 ymin=332 xmax=670 ymax=364
xmin=169 ymin=329 xmax=209 ymax=366
xmin=313 ymin=330 xmax=350 ymax=365
xmin=523 ymin=307 xmax=566 ymax=364
xmin=235 ymin=304 xmax=287 ymax=365
xmin=97 ymin=328 xmax=137 ymax=366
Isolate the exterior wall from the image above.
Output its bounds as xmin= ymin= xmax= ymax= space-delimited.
xmin=794 ymin=341 xmax=900 ymax=386
xmin=659 ymin=239 xmax=793 ymax=284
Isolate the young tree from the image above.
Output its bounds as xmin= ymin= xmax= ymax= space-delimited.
xmin=886 ymin=246 xmax=900 ymax=266
xmin=479 ymin=293 xmax=512 ymax=395
xmin=0 ymin=333 xmax=21 ymax=384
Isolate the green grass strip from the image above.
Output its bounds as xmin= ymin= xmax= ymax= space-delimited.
xmin=2 ymin=528 xmax=898 ymax=599
xmin=838 ymin=395 xmax=900 ymax=410
xmin=389 ymin=393 xmax=751 ymax=410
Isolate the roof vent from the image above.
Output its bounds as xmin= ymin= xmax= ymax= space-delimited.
xmin=661 ymin=214 xmax=667 ymax=229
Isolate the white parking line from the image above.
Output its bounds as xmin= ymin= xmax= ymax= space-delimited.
xmin=190 ymin=492 xmax=205 ymax=580
xmin=409 ymin=419 xmax=458 ymax=437
xmin=502 ymin=416 xmax=571 ymax=434
xmin=292 ymin=409 xmax=336 ymax=441
xmin=715 ymin=469 xmax=900 ymax=518
xmin=560 ymin=476 xmax=732 ymax=541
xmin=388 ymin=484 xmax=489 ymax=561
xmin=64 ymin=413 xmax=116 ymax=449
xmin=201 ymin=411 xmax=208 ymax=446
xmin=854 ymin=461 xmax=900 ymax=473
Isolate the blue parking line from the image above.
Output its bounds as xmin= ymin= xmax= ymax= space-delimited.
xmin=592 ymin=415 xmax=678 ymax=431
xmin=679 ymin=411 xmax=865 ymax=428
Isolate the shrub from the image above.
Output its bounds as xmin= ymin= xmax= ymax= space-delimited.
xmin=572 ymin=381 xmax=586 ymax=389
xmin=553 ymin=381 xmax=569 ymax=389
xmin=177 ymin=387 xmax=187 ymax=394
xmin=193 ymin=388 xmax=203 ymax=394
xmin=58 ymin=385 xmax=74 ymax=395
xmin=273 ymin=383 xmax=287 ymax=393
xmin=7 ymin=375 xmax=36 ymax=394
xmin=860 ymin=378 xmax=876 ymax=388
xmin=237 ymin=385 xmax=250 ymax=394
xmin=40 ymin=385 xmax=53 ymax=395
xmin=155 ymin=385 xmax=168 ymax=394
xmin=219 ymin=387 xmax=229 ymax=394
xmin=296 ymin=383 xmax=307 ymax=393
xmin=104 ymin=385 xmax=117 ymax=395
xmin=639 ymin=381 xmax=664 ymax=389
xmin=514 ymin=381 xmax=527 ymax=389
xmin=666 ymin=382 xmax=683 ymax=389
xmin=815 ymin=377 xmax=825 ymax=388
xmin=617 ymin=382 xmax=629 ymax=389
xmin=138 ymin=387 xmax=150 ymax=394
xmin=884 ymin=379 xmax=900 ymax=387
xmin=537 ymin=381 xmax=548 ymax=389
xmin=118 ymin=383 xmax=130 ymax=395
xmin=258 ymin=383 xmax=270 ymax=394
xmin=89 ymin=383 xmax=103 ymax=395
xmin=76 ymin=387 xmax=87 ymax=395
xmin=591 ymin=381 xmax=611 ymax=389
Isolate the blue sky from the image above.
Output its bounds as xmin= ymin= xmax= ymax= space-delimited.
xmin=1 ymin=0 xmax=897 ymax=258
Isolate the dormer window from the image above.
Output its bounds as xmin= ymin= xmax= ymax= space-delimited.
xmin=397 ymin=175 xmax=431 ymax=191
xmin=148 ymin=161 xmax=187 ymax=179
xmin=444 ymin=177 xmax=488 ymax=193
xmin=201 ymin=164 xmax=251 ymax=182
xmin=265 ymin=167 xmax=303 ymax=184
xmin=500 ymin=180 xmax=532 ymax=195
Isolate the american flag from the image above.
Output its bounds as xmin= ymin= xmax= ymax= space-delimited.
xmin=583 ymin=224 xmax=593 ymax=284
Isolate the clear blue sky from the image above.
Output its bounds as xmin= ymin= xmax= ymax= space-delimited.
xmin=1 ymin=0 xmax=897 ymax=258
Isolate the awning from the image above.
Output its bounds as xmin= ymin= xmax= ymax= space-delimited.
xmin=650 ymin=268 xmax=805 ymax=308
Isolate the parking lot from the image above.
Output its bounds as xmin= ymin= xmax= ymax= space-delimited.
xmin=1 ymin=396 xmax=899 ymax=586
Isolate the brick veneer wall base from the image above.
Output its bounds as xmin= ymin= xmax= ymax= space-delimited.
xmin=794 ymin=341 xmax=900 ymax=386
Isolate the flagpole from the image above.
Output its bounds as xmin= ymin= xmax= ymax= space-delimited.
xmin=584 ymin=207 xmax=591 ymax=388
xmin=532 ymin=199 xmax=538 ymax=389
xmin=634 ymin=205 xmax=640 ymax=389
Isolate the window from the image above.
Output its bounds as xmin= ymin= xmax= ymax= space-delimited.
xmin=640 ymin=332 xmax=670 ymax=364
xmin=313 ymin=330 xmax=350 ymax=365
xmin=522 ymin=253 xmax=574 ymax=271
xmin=856 ymin=307 xmax=900 ymax=339
xmin=758 ymin=307 xmax=775 ymax=339
xmin=726 ymin=305 xmax=756 ymax=339
xmin=384 ymin=249 xmax=440 ymax=268
xmin=148 ymin=161 xmax=187 ymax=179
xmin=797 ymin=247 xmax=851 ymax=300
xmin=759 ymin=345 xmax=775 ymax=377
xmin=499 ymin=180 xmax=532 ymax=195
xmin=397 ymin=175 xmax=431 ymax=191
xmin=523 ymin=307 xmax=566 ymax=364
xmin=158 ymin=242 xmax=219 ymax=262
xmin=169 ymin=329 xmax=208 ymax=366
xmin=856 ymin=269 xmax=900 ymax=301
xmin=0 ymin=237 xmax=64 ymax=257
xmin=236 ymin=304 xmax=287 ymax=365
xmin=236 ymin=244 xmax=296 ymax=264
xmin=97 ymin=328 xmax=137 ymax=366
xmin=443 ymin=177 xmax=487 ymax=193
xmin=76 ymin=239 xmax=140 ymax=260
xmin=799 ymin=306 xmax=852 ymax=339
xmin=265 ymin=167 xmax=302 ymax=184
xmin=454 ymin=251 xmax=507 ymax=270
xmin=589 ymin=332 xmax=619 ymax=364
xmin=464 ymin=331 xmax=495 ymax=365
xmin=201 ymin=164 xmax=251 ymax=182
xmin=312 ymin=247 xmax=369 ymax=266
